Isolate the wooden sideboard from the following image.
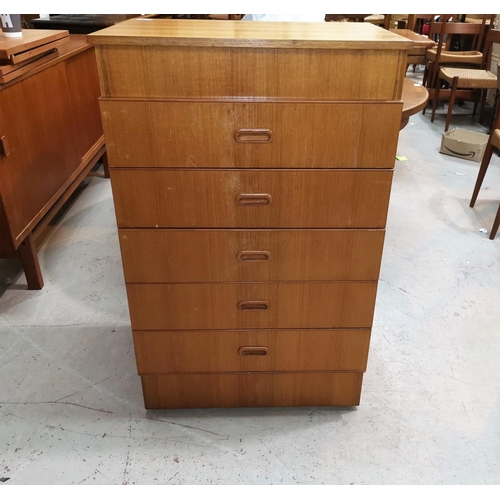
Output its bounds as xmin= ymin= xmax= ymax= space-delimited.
xmin=0 ymin=34 xmax=106 ymax=290
xmin=89 ymin=20 xmax=411 ymax=409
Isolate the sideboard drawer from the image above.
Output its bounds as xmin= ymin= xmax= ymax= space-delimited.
xmin=126 ymin=282 xmax=378 ymax=330
xmin=101 ymin=100 xmax=402 ymax=168
xmin=134 ymin=329 xmax=371 ymax=374
xmin=111 ymin=169 xmax=393 ymax=229
xmin=119 ymin=229 xmax=385 ymax=282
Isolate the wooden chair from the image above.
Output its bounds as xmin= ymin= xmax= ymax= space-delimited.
xmin=407 ymin=14 xmax=436 ymax=34
xmin=470 ymin=76 xmax=500 ymax=240
xmin=424 ymin=18 xmax=486 ymax=89
xmin=431 ymin=29 xmax=500 ymax=131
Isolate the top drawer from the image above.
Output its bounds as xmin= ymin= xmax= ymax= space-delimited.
xmin=95 ymin=46 xmax=406 ymax=101
xmin=101 ymin=100 xmax=402 ymax=169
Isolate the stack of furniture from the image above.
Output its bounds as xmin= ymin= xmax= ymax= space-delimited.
xmin=431 ymin=29 xmax=500 ymax=130
xmin=0 ymin=32 xmax=106 ymax=290
xmin=90 ymin=19 xmax=410 ymax=409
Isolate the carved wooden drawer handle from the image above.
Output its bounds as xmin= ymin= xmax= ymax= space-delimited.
xmin=235 ymin=193 xmax=272 ymax=206
xmin=234 ymin=128 xmax=272 ymax=143
xmin=237 ymin=300 xmax=269 ymax=311
xmin=238 ymin=346 xmax=269 ymax=356
xmin=0 ymin=136 xmax=10 ymax=157
xmin=237 ymin=250 xmax=271 ymax=262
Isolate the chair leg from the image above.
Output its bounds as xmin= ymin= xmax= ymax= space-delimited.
xmin=490 ymin=202 xmax=500 ymax=240
xmin=431 ymin=77 xmax=441 ymax=123
xmin=470 ymin=141 xmax=494 ymax=207
xmin=445 ymin=77 xmax=458 ymax=132
xmin=429 ymin=62 xmax=438 ymax=89
xmin=412 ymin=64 xmax=416 ymax=73
xmin=472 ymin=91 xmax=479 ymax=117
xmin=479 ymin=89 xmax=487 ymax=124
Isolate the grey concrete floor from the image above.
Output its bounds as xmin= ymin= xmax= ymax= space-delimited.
xmin=1 ymin=74 xmax=500 ymax=484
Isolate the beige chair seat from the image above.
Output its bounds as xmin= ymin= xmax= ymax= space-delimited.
xmin=439 ymin=67 xmax=498 ymax=88
xmin=426 ymin=49 xmax=483 ymax=65
xmin=365 ymin=14 xmax=385 ymax=25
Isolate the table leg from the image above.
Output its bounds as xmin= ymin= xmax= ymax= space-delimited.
xmin=18 ymin=233 xmax=44 ymax=290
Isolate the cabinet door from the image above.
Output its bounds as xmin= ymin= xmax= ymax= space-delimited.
xmin=0 ymin=62 xmax=80 ymax=247
xmin=65 ymin=48 xmax=103 ymax=159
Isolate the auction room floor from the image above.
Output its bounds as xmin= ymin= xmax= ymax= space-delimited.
xmin=1 ymin=78 xmax=500 ymax=484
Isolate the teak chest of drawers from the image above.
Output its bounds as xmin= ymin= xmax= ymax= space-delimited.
xmin=89 ymin=19 xmax=411 ymax=409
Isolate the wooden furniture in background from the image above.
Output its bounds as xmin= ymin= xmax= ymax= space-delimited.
xmin=0 ymin=34 xmax=105 ymax=290
xmin=401 ymin=78 xmax=430 ymax=128
xmin=30 ymin=15 xmax=140 ymax=34
xmin=424 ymin=19 xmax=489 ymax=89
xmin=390 ymin=28 xmax=436 ymax=73
xmin=431 ymin=29 xmax=500 ymax=131
xmin=89 ymin=19 xmax=411 ymax=409
xmin=470 ymin=74 xmax=500 ymax=239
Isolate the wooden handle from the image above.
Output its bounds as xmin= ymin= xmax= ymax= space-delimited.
xmin=237 ymin=300 xmax=269 ymax=311
xmin=237 ymin=250 xmax=271 ymax=262
xmin=0 ymin=136 xmax=10 ymax=157
xmin=234 ymin=128 xmax=272 ymax=143
xmin=235 ymin=193 xmax=272 ymax=206
xmin=238 ymin=346 xmax=269 ymax=356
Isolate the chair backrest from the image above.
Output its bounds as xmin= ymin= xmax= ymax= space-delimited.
xmin=429 ymin=16 xmax=492 ymax=51
xmin=484 ymin=29 xmax=500 ymax=70
xmin=429 ymin=20 xmax=485 ymax=66
xmin=407 ymin=14 xmax=434 ymax=33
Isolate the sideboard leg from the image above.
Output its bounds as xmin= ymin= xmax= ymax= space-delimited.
xmin=102 ymin=150 xmax=110 ymax=178
xmin=18 ymin=234 xmax=44 ymax=290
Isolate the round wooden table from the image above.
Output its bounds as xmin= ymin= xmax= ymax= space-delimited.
xmin=401 ymin=77 xmax=429 ymax=129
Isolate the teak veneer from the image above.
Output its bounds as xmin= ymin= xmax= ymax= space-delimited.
xmin=89 ymin=20 xmax=408 ymax=409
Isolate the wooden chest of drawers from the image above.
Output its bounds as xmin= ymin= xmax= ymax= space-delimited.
xmin=89 ymin=20 xmax=410 ymax=409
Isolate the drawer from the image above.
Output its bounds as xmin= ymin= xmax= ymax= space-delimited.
xmin=101 ymin=100 xmax=402 ymax=168
xmin=134 ymin=329 xmax=371 ymax=374
xmin=126 ymin=282 xmax=378 ymax=330
xmin=119 ymin=229 xmax=385 ymax=282
xmin=111 ymin=169 xmax=393 ymax=229
xmin=96 ymin=45 xmax=406 ymax=100
xmin=141 ymin=372 xmax=363 ymax=409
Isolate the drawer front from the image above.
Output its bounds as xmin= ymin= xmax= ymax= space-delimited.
xmin=111 ymin=169 xmax=393 ymax=229
xmin=101 ymin=100 xmax=402 ymax=168
xmin=141 ymin=372 xmax=363 ymax=409
xmin=119 ymin=229 xmax=385 ymax=282
xmin=134 ymin=329 xmax=371 ymax=374
xmin=126 ymin=282 xmax=378 ymax=330
xmin=96 ymin=46 xmax=406 ymax=100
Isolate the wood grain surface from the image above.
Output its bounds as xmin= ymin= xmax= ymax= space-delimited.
xmin=95 ymin=45 xmax=406 ymax=100
xmin=141 ymin=372 xmax=364 ymax=408
xmin=118 ymin=229 xmax=386 ymax=282
xmin=133 ymin=329 xmax=371 ymax=374
xmin=101 ymin=100 xmax=402 ymax=168
xmin=126 ymin=282 xmax=378 ymax=330
xmin=89 ymin=19 xmax=413 ymax=49
xmin=110 ymin=169 xmax=393 ymax=229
